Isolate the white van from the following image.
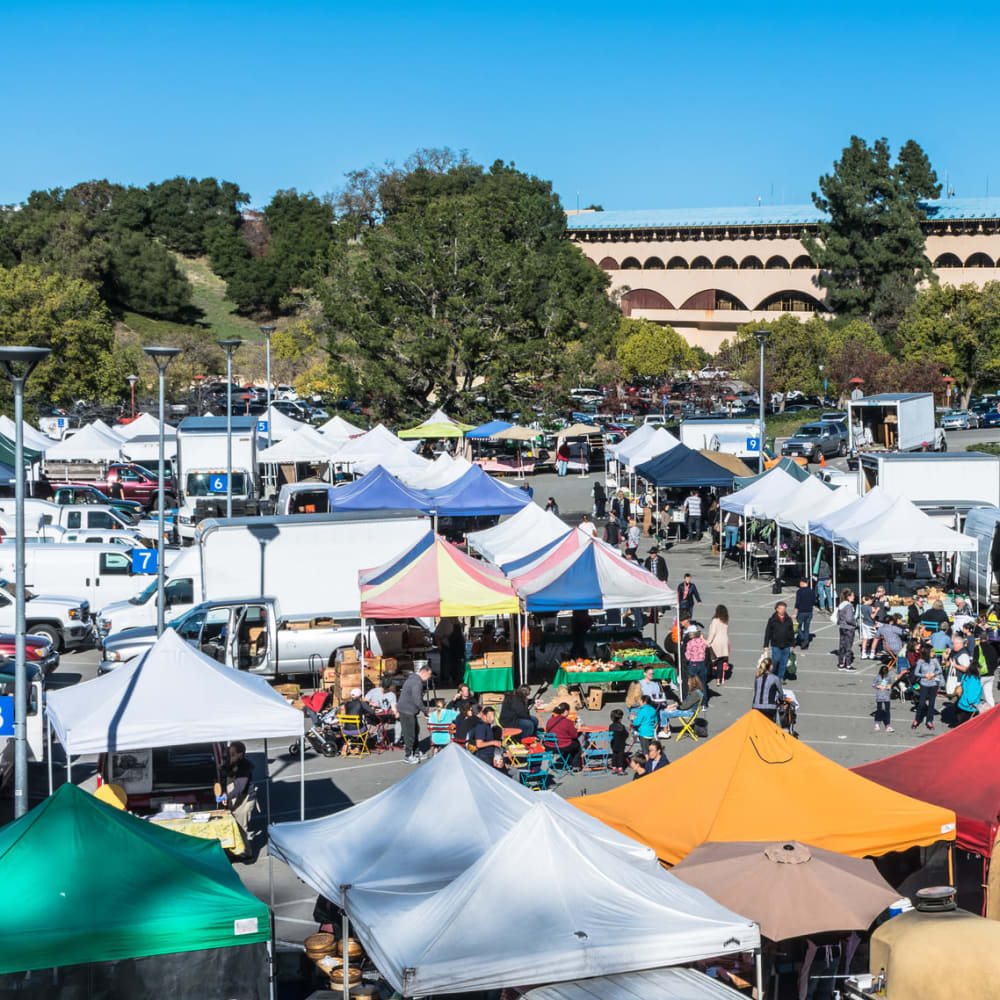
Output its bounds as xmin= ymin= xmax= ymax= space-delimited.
xmin=0 ymin=544 xmax=151 ymax=609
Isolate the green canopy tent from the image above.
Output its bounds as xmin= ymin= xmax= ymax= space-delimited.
xmin=0 ymin=784 xmax=270 ymax=997
xmin=732 ymin=456 xmax=813 ymax=490
xmin=398 ymin=408 xmax=474 ymax=440
xmin=0 ymin=426 xmax=40 ymax=481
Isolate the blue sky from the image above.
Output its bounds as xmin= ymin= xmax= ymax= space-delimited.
xmin=4 ymin=1 xmax=998 ymax=212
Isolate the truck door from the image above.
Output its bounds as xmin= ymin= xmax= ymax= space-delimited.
xmin=97 ymin=551 xmax=133 ymax=601
xmin=231 ymin=603 xmax=270 ymax=673
xmin=86 ymin=511 xmax=118 ymax=530
xmin=199 ymin=607 xmax=231 ymax=664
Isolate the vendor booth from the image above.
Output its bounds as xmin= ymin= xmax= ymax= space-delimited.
xmin=326 ymin=464 xmax=434 ymax=514
xmin=467 ymin=502 xmax=568 ymax=566
xmin=332 ymin=423 xmax=430 ymax=476
xmin=398 ymin=407 xmax=473 ymax=439
xmin=0 ymin=784 xmax=270 ymax=998
xmin=635 ymin=442 xmax=738 ymax=489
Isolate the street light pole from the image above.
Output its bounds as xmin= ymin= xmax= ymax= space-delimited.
xmin=127 ymin=374 xmax=138 ymax=420
xmin=260 ymin=325 xmax=275 ymax=452
xmin=143 ymin=347 xmax=181 ymax=637
xmin=752 ymin=329 xmax=770 ymax=473
xmin=0 ymin=346 xmax=51 ymax=816
xmin=218 ymin=339 xmax=243 ymax=518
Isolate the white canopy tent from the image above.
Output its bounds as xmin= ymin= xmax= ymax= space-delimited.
xmin=755 ymin=474 xmax=832 ymax=525
xmin=605 ymin=422 xmax=657 ymax=461
xmin=317 ymin=413 xmax=365 ymax=441
xmin=0 ymin=416 xmax=52 ymax=453
xmin=268 ymin=745 xmax=653 ymax=908
xmin=620 ymin=427 xmax=681 ymax=470
xmin=44 ymin=422 xmax=125 ymax=462
xmin=258 ymin=424 xmax=342 ymax=464
xmin=112 ymin=412 xmax=176 ymax=440
xmin=522 ymin=969 xmax=748 ymax=1000
xmin=774 ymin=480 xmax=854 ymax=535
xmin=263 ymin=404 xmax=308 ymax=442
xmin=810 ymin=486 xmax=895 ymax=544
xmin=720 ymin=466 xmax=801 ymax=517
xmin=91 ymin=418 xmax=127 ymax=443
xmin=398 ymin=453 xmax=472 ymax=489
xmin=332 ymin=423 xmax=429 ymax=476
xmin=345 ymin=800 xmax=760 ymax=996
xmin=46 ymin=630 xmax=306 ymax=818
xmin=467 ymin=503 xmax=568 ymax=565
xmin=833 ymin=494 xmax=978 ymax=556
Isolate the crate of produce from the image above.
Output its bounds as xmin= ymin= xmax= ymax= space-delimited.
xmin=484 ymin=651 xmax=513 ymax=669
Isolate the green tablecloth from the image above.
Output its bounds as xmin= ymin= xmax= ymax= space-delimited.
xmin=552 ymin=665 xmax=676 ymax=688
xmin=464 ymin=665 xmax=515 ymax=693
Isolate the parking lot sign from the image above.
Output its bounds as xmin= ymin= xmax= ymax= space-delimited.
xmin=209 ymin=474 xmax=228 ymax=494
xmin=746 ymin=437 xmax=761 ymax=452
xmin=0 ymin=696 xmax=13 ymax=737
xmin=131 ymin=548 xmax=158 ymax=574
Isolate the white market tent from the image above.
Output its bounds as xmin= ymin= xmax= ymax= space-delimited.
xmin=754 ymin=473 xmax=833 ymax=524
xmin=810 ymin=485 xmax=896 ymax=544
xmin=522 ymin=969 xmax=748 ymax=1000
xmin=833 ymin=494 xmax=977 ymax=556
xmin=775 ymin=480 xmax=854 ymax=535
xmin=318 ymin=413 xmax=365 ymax=441
xmin=263 ymin=404 xmax=308 ymax=442
xmin=258 ymin=424 xmax=342 ymax=464
xmin=333 ymin=423 xmax=430 ymax=476
xmin=346 ymin=800 xmax=760 ymax=996
xmin=398 ymin=453 xmax=472 ymax=489
xmin=91 ymin=418 xmax=127 ymax=443
xmin=605 ymin=422 xmax=657 ymax=461
xmin=720 ymin=466 xmax=801 ymax=517
xmin=112 ymin=412 xmax=176 ymax=440
xmin=0 ymin=416 xmax=51 ymax=453
xmin=44 ymin=422 xmax=125 ymax=462
xmin=268 ymin=745 xmax=653 ymax=908
xmin=620 ymin=427 xmax=681 ymax=470
xmin=467 ymin=503 xmax=568 ymax=565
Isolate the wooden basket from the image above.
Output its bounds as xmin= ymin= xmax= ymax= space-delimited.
xmin=330 ymin=967 xmax=363 ymax=987
xmin=304 ymin=932 xmax=336 ymax=956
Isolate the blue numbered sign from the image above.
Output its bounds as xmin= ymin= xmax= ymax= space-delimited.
xmin=746 ymin=437 xmax=761 ymax=452
xmin=209 ymin=474 xmax=228 ymax=494
xmin=0 ymin=696 xmax=14 ymax=737
xmin=257 ymin=419 xmax=268 ymax=434
xmin=131 ymin=548 xmax=158 ymax=574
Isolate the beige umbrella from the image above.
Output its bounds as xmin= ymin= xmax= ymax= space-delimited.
xmin=671 ymin=840 xmax=900 ymax=942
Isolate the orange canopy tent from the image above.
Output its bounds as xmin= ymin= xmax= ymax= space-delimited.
xmin=572 ymin=711 xmax=956 ymax=865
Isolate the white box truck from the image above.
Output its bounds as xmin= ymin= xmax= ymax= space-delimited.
xmin=860 ymin=452 xmax=1000 ymax=511
xmin=679 ymin=417 xmax=763 ymax=459
xmin=175 ymin=416 xmax=262 ymax=540
xmin=848 ymin=392 xmax=944 ymax=454
xmin=97 ymin=510 xmax=430 ymax=635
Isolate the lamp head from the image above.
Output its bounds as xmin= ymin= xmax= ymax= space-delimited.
xmin=126 ymin=374 xmax=138 ymax=386
xmin=0 ymin=346 xmax=51 ymax=382
xmin=751 ymin=328 xmax=771 ymax=346
xmin=217 ymin=338 xmax=243 ymax=357
xmin=259 ymin=325 xmax=276 ymax=337
xmin=143 ymin=346 xmax=181 ymax=371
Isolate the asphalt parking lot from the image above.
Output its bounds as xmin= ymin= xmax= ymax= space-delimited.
xmin=23 ymin=426 xmax=998 ymax=948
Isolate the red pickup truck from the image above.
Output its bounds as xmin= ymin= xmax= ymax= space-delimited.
xmin=48 ymin=463 xmax=177 ymax=511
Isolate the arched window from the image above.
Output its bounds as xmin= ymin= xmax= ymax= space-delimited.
xmin=679 ymin=290 xmax=749 ymax=311
xmin=667 ymin=256 xmax=688 ymax=269
xmin=765 ymin=255 xmax=790 ymax=269
xmin=690 ymin=255 xmax=712 ymax=270
xmin=740 ymin=255 xmax=763 ymax=269
xmin=791 ymin=254 xmax=814 ymax=269
xmin=966 ymin=252 xmax=994 ymax=268
xmin=715 ymin=256 xmax=738 ymax=269
xmin=598 ymin=256 xmax=618 ymax=270
xmin=643 ymin=256 xmax=665 ymax=269
xmin=620 ymin=289 xmax=674 ymax=316
xmin=621 ymin=257 xmax=641 ymax=269
xmin=755 ymin=291 xmax=826 ymax=313
xmin=933 ymin=253 xmax=962 ymax=268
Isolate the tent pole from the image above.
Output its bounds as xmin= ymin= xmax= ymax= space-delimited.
xmin=718 ymin=503 xmax=723 ymax=571
xmin=299 ymin=729 xmax=305 ymax=821
xmin=66 ymin=753 xmax=71 ymax=788
xmin=360 ymin=617 xmax=366 ymax=698
xmin=342 ymin=912 xmax=350 ymax=1000
xmin=975 ymin=548 xmax=980 ymax=613
xmin=743 ymin=515 xmax=748 ymax=581
xmin=755 ymin=948 xmax=764 ymax=1000
xmin=267 ymin=929 xmax=276 ymax=1000
xmin=858 ymin=556 xmax=863 ymax=603
xmin=265 ymin=738 xmax=274 ymax=913
xmin=46 ymin=711 xmax=53 ymax=796
xmin=775 ymin=523 xmax=781 ymax=582
xmin=676 ymin=611 xmax=685 ymax=698
xmin=832 ymin=543 xmax=837 ymax=599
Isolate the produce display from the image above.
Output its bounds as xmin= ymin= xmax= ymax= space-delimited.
xmin=558 ymin=659 xmax=621 ymax=672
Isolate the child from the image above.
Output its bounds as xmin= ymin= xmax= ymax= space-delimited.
xmin=684 ymin=627 xmax=708 ymax=698
xmin=428 ymin=698 xmax=458 ymax=753
xmin=873 ymin=664 xmax=895 ymax=732
xmin=859 ymin=594 xmax=879 ymax=660
xmin=609 ymin=708 xmax=628 ymax=774
xmin=630 ymin=695 xmax=658 ymax=753
xmin=629 ymin=752 xmax=647 ymax=781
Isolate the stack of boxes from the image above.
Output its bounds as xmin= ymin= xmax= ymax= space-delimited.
xmin=320 ymin=648 xmax=391 ymax=701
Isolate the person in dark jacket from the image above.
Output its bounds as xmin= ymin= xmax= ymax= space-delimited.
xmin=398 ymin=663 xmax=432 ymax=763
xmin=592 ymin=480 xmax=607 ymax=519
xmin=603 ymin=519 xmax=621 ymax=547
xmin=793 ymin=578 xmax=817 ymax=649
xmin=763 ymin=601 xmax=796 ymax=679
xmin=836 ymin=589 xmax=858 ymax=671
xmin=751 ymin=657 xmax=784 ymax=722
xmin=643 ymin=546 xmax=669 ymax=583
xmin=677 ymin=574 xmax=702 ymax=615
xmin=908 ymin=595 xmax=927 ymax=632
xmin=499 ymin=685 xmax=537 ymax=737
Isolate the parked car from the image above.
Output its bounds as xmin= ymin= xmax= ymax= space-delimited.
xmin=780 ymin=421 xmax=849 ymax=462
xmin=50 ymin=485 xmax=144 ymax=521
xmin=941 ymin=409 xmax=979 ymax=430
xmin=980 ymin=410 xmax=1000 ymax=428
xmin=43 ymin=462 xmax=176 ymax=512
xmin=0 ymin=633 xmax=59 ymax=678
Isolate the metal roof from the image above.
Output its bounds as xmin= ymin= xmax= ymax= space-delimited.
xmin=851 ymin=393 xmax=931 ymax=403
xmin=862 ymin=452 xmax=1000 ymax=463
xmin=566 ymin=196 xmax=1000 ymax=232
xmin=177 ymin=416 xmax=258 ymax=432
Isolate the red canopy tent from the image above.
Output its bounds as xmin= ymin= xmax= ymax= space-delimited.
xmin=853 ymin=708 xmax=1000 ymax=858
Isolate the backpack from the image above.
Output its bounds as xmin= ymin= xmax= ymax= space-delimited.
xmin=830 ymin=605 xmax=839 ymax=626
xmin=604 ymin=521 xmax=620 ymax=545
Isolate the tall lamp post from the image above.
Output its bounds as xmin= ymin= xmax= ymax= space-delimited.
xmin=752 ymin=329 xmax=770 ymax=472
xmin=260 ymin=325 xmax=275 ymax=451
xmin=144 ymin=347 xmax=181 ymax=637
xmin=127 ymin=374 xmax=138 ymax=420
xmin=0 ymin=346 xmax=51 ymax=816
xmin=218 ymin=339 xmax=243 ymax=518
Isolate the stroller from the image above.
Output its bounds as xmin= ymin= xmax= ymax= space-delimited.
xmin=777 ymin=690 xmax=799 ymax=738
xmin=289 ymin=690 xmax=340 ymax=758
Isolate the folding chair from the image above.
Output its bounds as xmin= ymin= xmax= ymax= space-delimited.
xmin=663 ymin=694 xmax=704 ymax=742
xmin=336 ymin=714 xmax=371 ymax=756
xmin=519 ymin=751 xmax=555 ymax=791
xmin=538 ymin=731 xmax=574 ymax=774
xmin=581 ymin=731 xmax=612 ymax=775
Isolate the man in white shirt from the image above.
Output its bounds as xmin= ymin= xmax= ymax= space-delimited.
xmin=682 ymin=491 xmax=703 ymax=540
xmin=579 ymin=514 xmax=597 ymax=538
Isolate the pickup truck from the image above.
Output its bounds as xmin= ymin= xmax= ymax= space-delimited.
xmin=99 ymin=596 xmax=424 ymax=678
xmin=44 ymin=463 xmax=176 ymax=511
xmin=780 ymin=420 xmax=849 ymax=463
xmin=51 ymin=484 xmax=144 ymax=521
xmin=0 ymin=579 xmax=91 ymax=651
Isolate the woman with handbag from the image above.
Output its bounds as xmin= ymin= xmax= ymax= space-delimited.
xmin=706 ymin=604 xmax=730 ymax=686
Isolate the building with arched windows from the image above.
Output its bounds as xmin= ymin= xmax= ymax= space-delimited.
xmin=567 ymin=198 xmax=1000 ymax=352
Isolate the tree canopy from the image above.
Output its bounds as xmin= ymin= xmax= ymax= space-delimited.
xmin=616 ymin=318 xmax=690 ymax=378
xmin=803 ymin=137 xmax=940 ymax=337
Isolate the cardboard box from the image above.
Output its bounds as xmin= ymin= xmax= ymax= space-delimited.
xmin=339 ymin=648 xmax=359 ymax=664
xmin=272 ymin=682 xmax=301 ymax=699
xmin=586 ymin=687 xmax=604 ymax=711
xmin=467 ymin=658 xmax=488 ymax=670
xmin=484 ymin=651 xmax=513 ymax=669
xmin=286 ymin=621 xmax=310 ymax=631
xmin=481 ymin=692 xmax=505 ymax=706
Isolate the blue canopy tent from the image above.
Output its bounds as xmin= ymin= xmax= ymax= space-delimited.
xmin=465 ymin=420 xmax=513 ymax=439
xmin=634 ymin=443 xmax=736 ymax=489
xmin=327 ymin=465 xmax=434 ymax=513
xmin=423 ymin=465 xmax=532 ymax=517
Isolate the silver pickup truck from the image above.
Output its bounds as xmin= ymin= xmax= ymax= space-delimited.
xmin=99 ymin=596 xmax=418 ymax=678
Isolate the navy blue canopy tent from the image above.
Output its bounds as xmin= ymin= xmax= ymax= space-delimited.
xmin=424 ymin=465 xmax=531 ymax=517
xmin=327 ymin=465 xmax=434 ymax=513
xmin=634 ymin=443 xmax=736 ymax=489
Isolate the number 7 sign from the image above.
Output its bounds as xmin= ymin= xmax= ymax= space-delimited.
xmin=131 ymin=549 xmax=158 ymax=574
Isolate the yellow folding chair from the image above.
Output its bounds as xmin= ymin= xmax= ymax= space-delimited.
xmin=337 ymin=714 xmax=371 ymax=756
xmin=675 ymin=694 xmax=704 ymax=742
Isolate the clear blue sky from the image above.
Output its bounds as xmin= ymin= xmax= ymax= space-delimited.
xmin=5 ymin=1 xmax=999 ymax=211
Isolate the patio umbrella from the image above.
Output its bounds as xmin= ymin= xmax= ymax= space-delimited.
xmin=670 ymin=840 xmax=899 ymax=942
